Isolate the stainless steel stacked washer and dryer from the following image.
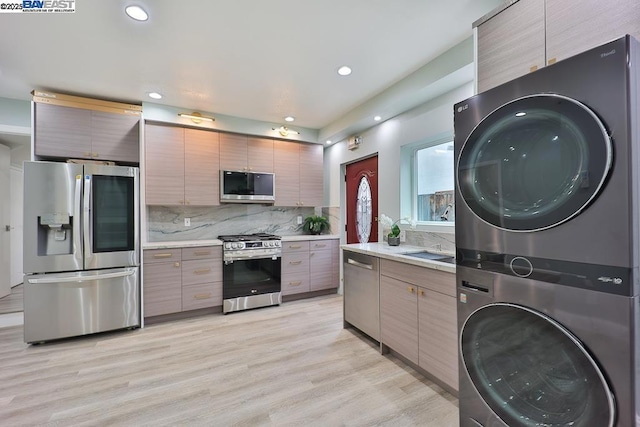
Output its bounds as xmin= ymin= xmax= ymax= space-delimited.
xmin=453 ymin=35 xmax=640 ymax=427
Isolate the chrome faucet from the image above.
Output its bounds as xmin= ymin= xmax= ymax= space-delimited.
xmin=440 ymin=203 xmax=453 ymax=221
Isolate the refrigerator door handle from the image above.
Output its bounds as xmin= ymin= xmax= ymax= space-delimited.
xmin=83 ymin=173 xmax=92 ymax=266
xmin=27 ymin=268 xmax=137 ymax=284
xmin=74 ymin=173 xmax=83 ymax=265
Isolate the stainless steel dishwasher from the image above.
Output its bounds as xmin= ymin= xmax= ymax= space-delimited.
xmin=343 ymin=251 xmax=380 ymax=341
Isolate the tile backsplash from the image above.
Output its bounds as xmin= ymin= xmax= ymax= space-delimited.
xmin=147 ymin=205 xmax=316 ymax=242
xmin=404 ymin=229 xmax=455 ymax=252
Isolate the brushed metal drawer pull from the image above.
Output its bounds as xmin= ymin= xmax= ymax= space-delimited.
xmin=153 ymin=253 xmax=173 ymax=259
xmin=290 ymin=281 xmax=302 ymax=286
xmin=194 ymin=250 xmax=211 ymax=256
xmin=194 ymin=293 xmax=211 ymax=300
xmin=290 ymin=261 xmax=302 ymax=265
xmin=347 ymin=258 xmax=372 ymax=270
xmin=194 ymin=268 xmax=211 ymax=274
xmin=289 ymin=245 xmax=302 ymax=249
xmin=315 ymin=244 xmax=327 ymax=248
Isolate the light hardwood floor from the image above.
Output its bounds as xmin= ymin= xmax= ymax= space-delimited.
xmin=0 ymin=295 xmax=458 ymax=426
xmin=0 ymin=284 xmax=23 ymax=315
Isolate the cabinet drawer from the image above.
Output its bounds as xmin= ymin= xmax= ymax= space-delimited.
xmin=282 ymin=241 xmax=310 ymax=253
xmin=380 ymin=259 xmax=455 ymax=297
xmin=182 ymin=259 xmax=220 ymax=285
xmin=309 ymin=239 xmax=333 ymax=251
xmin=144 ymin=248 xmax=181 ymax=264
xmin=282 ymin=253 xmax=309 ymax=275
xmin=182 ymin=282 xmax=222 ymax=311
xmin=182 ymin=246 xmax=221 ymax=261
xmin=281 ymin=273 xmax=310 ymax=295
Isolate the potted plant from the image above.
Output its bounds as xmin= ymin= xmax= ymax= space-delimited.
xmin=387 ymin=223 xmax=401 ymax=246
xmin=303 ymin=215 xmax=331 ymax=235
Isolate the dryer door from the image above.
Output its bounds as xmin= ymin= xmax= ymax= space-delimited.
xmin=460 ymin=303 xmax=615 ymax=426
xmin=457 ymin=94 xmax=611 ymax=232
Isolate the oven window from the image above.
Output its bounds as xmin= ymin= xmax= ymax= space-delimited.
xmin=457 ymin=94 xmax=612 ymax=231
xmin=460 ymin=303 xmax=614 ymax=426
xmin=223 ymin=258 xmax=281 ymax=299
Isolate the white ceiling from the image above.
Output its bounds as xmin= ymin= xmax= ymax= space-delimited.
xmin=0 ymin=0 xmax=502 ymax=140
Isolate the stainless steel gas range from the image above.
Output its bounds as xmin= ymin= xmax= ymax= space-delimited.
xmin=218 ymin=233 xmax=282 ymax=313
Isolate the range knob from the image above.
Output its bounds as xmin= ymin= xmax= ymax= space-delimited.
xmin=274 ymin=241 xmax=281 ymax=247
xmin=224 ymin=243 xmax=232 ymax=250
xmin=265 ymin=241 xmax=272 ymax=247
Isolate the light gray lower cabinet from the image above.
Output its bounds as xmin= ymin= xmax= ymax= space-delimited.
xmin=380 ymin=274 xmax=419 ymax=364
xmin=379 ymin=259 xmax=458 ymax=392
xmin=477 ymin=0 xmax=546 ymax=92
xmin=143 ymin=247 xmax=222 ymax=317
xmin=282 ymin=239 xmax=339 ymax=295
xmin=545 ymin=0 xmax=640 ymax=65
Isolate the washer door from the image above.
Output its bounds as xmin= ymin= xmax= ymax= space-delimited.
xmin=457 ymin=94 xmax=612 ymax=232
xmin=461 ymin=303 xmax=615 ymax=426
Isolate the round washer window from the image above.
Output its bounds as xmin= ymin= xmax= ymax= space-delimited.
xmin=460 ymin=303 xmax=615 ymax=426
xmin=457 ymin=94 xmax=612 ymax=231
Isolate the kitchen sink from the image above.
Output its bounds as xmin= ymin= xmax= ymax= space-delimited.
xmin=402 ymin=251 xmax=456 ymax=264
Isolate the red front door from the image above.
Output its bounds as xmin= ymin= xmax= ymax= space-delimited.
xmin=346 ymin=155 xmax=378 ymax=244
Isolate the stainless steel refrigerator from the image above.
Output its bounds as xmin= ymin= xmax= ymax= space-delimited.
xmin=23 ymin=161 xmax=140 ymax=343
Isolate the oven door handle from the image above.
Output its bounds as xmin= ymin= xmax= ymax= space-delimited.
xmin=224 ymin=255 xmax=281 ymax=263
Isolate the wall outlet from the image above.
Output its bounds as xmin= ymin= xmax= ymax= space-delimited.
xmin=399 ymin=229 xmax=406 ymax=243
xmin=184 ymin=218 xmax=191 ymax=227
xmin=297 ymin=215 xmax=303 ymax=225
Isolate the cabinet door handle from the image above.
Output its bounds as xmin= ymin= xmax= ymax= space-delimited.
xmin=289 ymin=260 xmax=302 ymax=265
xmin=186 ymin=200 xmax=190 ymax=205
xmin=194 ymin=250 xmax=211 ymax=256
xmin=289 ymin=281 xmax=302 ymax=286
xmin=194 ymin=293 xmax=211 ymax=300
xmin=174 ymin=262 xmax=180 ymax=268
xmin=92 ymin=153 xmax=99 ymax=158
xmin=194 ymin=268 xmax=211 ymax=274
xmin=408 ymin=286 xmax=415 ymax=293
xmin=418 ymin=289 xmax=425 ymax=296
xmin=153 ymin=253 xmax=173 ymax=259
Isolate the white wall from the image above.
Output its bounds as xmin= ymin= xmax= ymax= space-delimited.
xmin=9 ymin=165 xmax=23 ymax=286
xmin=324 ymin=82 xmax=474 ymax=240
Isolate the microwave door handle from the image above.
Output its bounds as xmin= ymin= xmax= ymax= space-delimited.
xmin=73 ymin=174 xmax=83 ymax=266
xmin=83 ymin=174 xmax=92 ymax=267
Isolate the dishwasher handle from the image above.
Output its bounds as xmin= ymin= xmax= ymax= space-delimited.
xmin=346 ymin=257 xmax=373 ymax=270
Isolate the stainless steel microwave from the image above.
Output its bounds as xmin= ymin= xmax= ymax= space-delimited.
xmin=220 ymin=170 xmax=275 ymax=203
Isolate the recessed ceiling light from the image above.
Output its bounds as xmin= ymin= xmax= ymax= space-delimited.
xmin=337 ymin=66 xmax=352 ymax=76
xmin=325 ymin=140 xmax=332 ymax=145
xmin=148 ymin=92 xmax=162 ymax=100
xmin=374 ymin=115 xmax=382 ymax=121
xmin=125 ymin=5 xmax=148 ymax=21
xmin=284 ymin=116 xmax=295 ymax=122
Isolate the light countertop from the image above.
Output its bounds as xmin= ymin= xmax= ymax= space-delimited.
xmin=143 ymin=234 xmax=339 ymax=250
xmin=341 ymin=242 xmax=456 ymax=274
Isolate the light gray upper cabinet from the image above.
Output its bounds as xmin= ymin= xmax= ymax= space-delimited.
xmin=34 ymin=102 xmax=140 ymax=163
xmin=477 ymin=0 xmax=640 ymax=92
xmin=274 ymin=141 xmax=323 ymax=207
xmin=477 ymin=0 xmax=546 ymax=93
xmin=545 ymin=0 xmax=640 ymax=65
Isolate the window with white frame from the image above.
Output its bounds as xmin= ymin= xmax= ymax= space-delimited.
xmin=400 ymin=135 xmax=455 ymax=226
xmin=407 ymin=139 xmax=455 ymax=224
